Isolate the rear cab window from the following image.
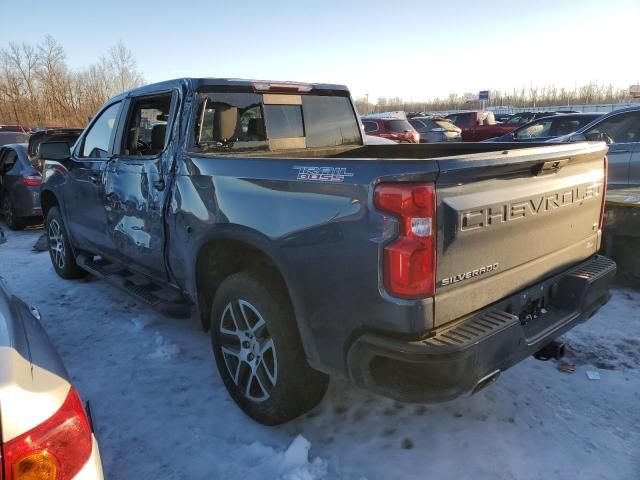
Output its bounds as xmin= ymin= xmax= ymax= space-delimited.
xmin=362 ymin=121 xmax=379 ymax=133
xmin=191 ymin=88 xmax=362 ymax=154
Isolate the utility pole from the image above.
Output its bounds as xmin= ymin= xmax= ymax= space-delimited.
xmin=365 ymin=93 xmax=369 ymax=114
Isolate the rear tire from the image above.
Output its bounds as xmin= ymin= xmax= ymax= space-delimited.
xmin=45 ymin=207 xmax=87 ymax=279
xmin=3 ymin=196 xmax=25 ymax=231
xmin=210 ymin=270 xmax=329 ymax=425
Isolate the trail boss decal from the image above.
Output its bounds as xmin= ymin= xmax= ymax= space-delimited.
xmin=439 ymin=263 xmax=500 ymax=287
xmin=294 ymin=166 xmax=354 ymax=182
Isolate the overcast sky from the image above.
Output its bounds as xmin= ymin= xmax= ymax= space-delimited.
xmin=1 ymin=0 xmax=638 ymax=101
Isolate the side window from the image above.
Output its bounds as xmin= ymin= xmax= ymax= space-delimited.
xmin=514 ymin=119 xmax=552 ymax=139
xmin=80 ymin=102 xmax=122 ymax=158
xmin=123 ymin=93 xmax=173 ymax=156
xmin=363 ymin=121 xmax=378 ymax=133
xmin=0 ymin=150 xmax=17 ymax=174
xmin=585 ymin=112 xmax=640 ymax=144
xmin=551 ymin=118 xmax=581 ymax=137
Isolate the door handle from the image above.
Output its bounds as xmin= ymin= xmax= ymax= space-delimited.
xmin=88 ymin=174 xmax=101 ymax=184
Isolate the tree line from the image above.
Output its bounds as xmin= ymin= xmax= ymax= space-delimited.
xmin=1 ymin=37 xmax=634 ymax=126
xmin=355 ymin=83 xmax=634 ymax=115
xmin=0 ymin=37 xmax=144 ymax=129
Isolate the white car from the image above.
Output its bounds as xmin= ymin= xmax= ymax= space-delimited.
xmin=0 ymin=229 xmax=104 ymax=479
xmin=364 ymin=134 xmax=397 ymax=145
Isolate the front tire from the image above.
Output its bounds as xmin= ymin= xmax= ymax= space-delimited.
xmin=211 ymin=270 xmax=329 ymax=425
xmin=3 ymin=195 xmax=25 ymax=231
xmin=45 ymin=207 xmax=87 ymax=279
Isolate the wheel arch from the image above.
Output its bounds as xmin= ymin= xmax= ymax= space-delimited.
xmin=40 ymin=189 xmax=60 ymax=220
xmin=193 ymin=228 xmax=320 ymax=368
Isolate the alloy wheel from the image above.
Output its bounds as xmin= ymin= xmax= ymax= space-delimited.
xmin=219 ymin=300 xmax=277 ymax=402
xmin=48 ymin=219 xmax=66 ymax=269
xmin=3 ymin=197 xmax=13 ymax=226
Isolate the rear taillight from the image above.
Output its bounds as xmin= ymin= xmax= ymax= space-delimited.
xmin=374 ymin=183 xmax=436 ymax=298
xmin=599 ymin=155 xmax=608 ymax=230
xmin=21 ymin=174 xmax=41 ymax=187
xmin=3 ymin=388 xmax=92 ymax=480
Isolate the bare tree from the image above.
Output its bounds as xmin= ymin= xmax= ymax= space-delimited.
xmin=107 ymin=41 xmax=144 ymax=93
xmin=0 ymin=37 xmax=145 ymax=128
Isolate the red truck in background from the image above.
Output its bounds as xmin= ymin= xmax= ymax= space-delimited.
xmin=446 ymin=111 xmax=518 ymax=141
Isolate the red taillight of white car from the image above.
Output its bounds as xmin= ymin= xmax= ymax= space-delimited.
xmin=374 ymin=183 xmax=436 ymax=298
xmin=3 ymin=387 xmax=92 ymax=480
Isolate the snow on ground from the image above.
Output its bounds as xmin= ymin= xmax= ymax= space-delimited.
xmin=0 ymin=224 xmax=638 ymax=480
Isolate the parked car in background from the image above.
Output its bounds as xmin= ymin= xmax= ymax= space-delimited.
xmin=503 ymin=111 xmax=563 ymax=126
xmin=361 ymin=117 xmax=420 ymax=143
xmin=28 ymin=128 xmax=83 ymax=169
xmin=32 ymin=126 xmax=66 ymax=133
xmin=408 ymin=117 xmax=461 ymax=142
xmin=0 ymin=228 xmax=104 ymax=479
xmin=445 ymin=111 xmax=517 ymax=141
xmin=0 ymin=131 xmax=30 ymax=147
xmin=365 ymin=134 xmax=397 ymax=145
xmin=550 ymin=105 xmax=640 ymax=187
xmin=485 ymin=113 xmax=603 ymax=142
xmin=0 ymin=125 xmax=27 ymax=133
xmin=493 ymin=113 xmax=513 ymax=123
xmin=0 ymin=143 xmax=43 ymax=230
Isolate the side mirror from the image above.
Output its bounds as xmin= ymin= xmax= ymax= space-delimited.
xmin=38 ymin=141 xmax=71 ymax=160
xmin=567 ymin=133 xmax=587 ymax=143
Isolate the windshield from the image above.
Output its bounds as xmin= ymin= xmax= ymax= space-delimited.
xmin=514 ymin=119 xmax=553 ymax=139
xmin=192 ymin=91 xmax=361 ymax=153
xmin=584 ymin=111 xmax=640 ymax=143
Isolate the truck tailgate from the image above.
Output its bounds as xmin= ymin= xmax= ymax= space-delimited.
xmin=433 ymin=143 xmax=607 ymax=327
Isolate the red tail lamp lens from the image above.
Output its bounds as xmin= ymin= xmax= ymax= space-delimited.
xmin=374 ymin=183 xmax=436 ymax=298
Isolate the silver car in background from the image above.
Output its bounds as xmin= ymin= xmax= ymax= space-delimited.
xmin=0 ymin=229 xmax=104 ymax=479
xmin=553 ymin=105 xmax=640 ymax=187
xmin=408 ymin=116 xmax=462 ymax=142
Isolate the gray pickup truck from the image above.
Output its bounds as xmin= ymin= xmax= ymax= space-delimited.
xmin=39 ymin=78 xmax=616 ymax=425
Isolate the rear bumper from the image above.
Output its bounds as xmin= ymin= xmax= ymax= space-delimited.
xmin=74 ymin=436 xmax=104 ymax=479
xmin=347 ymin=255 xmax=616 ymax=403
xmin=11 ymin=186 xmax=41 ymax=217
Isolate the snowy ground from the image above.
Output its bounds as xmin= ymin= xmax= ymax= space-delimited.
xmin=1 ymin=224 xmax=638 ymax=480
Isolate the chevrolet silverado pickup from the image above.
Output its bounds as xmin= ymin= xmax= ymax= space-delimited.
xmin=38 ymin=78 xmax=615 ymax=425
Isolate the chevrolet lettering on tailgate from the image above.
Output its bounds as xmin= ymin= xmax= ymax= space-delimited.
xmin=460 ymin=182 xmax=603 ymax=232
